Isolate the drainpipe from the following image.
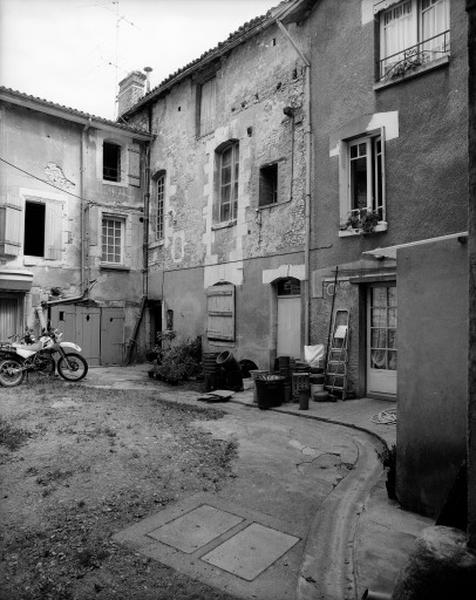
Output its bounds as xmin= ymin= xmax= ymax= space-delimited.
xmin=143 ymin=104 xmax=153 ymax=298
xmin=80 ymin=117 xmax=92 ymax=295
xmin=276 ymin=19 xmax=312 ymax=346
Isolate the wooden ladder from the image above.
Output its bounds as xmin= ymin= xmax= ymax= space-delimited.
xmin=325 ymin=309 xmax=350 ymax=400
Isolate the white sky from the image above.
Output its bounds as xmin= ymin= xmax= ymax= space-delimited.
xmin=0 ymin=0 xmax=279 ymax=120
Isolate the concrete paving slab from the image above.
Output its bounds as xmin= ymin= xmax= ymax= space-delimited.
xmin=148 ymin=504 xmax=243 ymax=553
xmin=114 ymin=493 xmax=305 ymax=600
xmin=202 ymin=522 xmax=300 ymax=581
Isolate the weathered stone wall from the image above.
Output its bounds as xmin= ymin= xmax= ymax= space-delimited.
xmin=128 ymin=20 xmax=310 ymax=366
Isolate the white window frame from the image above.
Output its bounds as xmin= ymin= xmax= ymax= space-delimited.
xmin=378 ymin=0 xmax=450 ymax=81
xmin=101 ymin=215 xmax=125 ymax=265
xmin=216 ymin=141 xmax=239 ymax=223
xmin=102 ymin=140 xmax=122 ymax=183
xmin=339 ymin=130 xmax=387 ymax=236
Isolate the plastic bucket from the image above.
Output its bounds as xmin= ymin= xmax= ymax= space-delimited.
xmin=311 ymin=383 xmax=325 ymax=395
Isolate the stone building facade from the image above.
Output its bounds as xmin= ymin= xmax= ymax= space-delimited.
xmin=123 ymin=7 xmax=311 ymax=368
xmin=0 ymin=87 xmax=151 ymax=365
xmin=122 ymin=0 xmax=470 ymax=521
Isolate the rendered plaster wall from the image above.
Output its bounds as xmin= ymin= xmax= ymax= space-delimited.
xmin=0 ymin=104 xmax=83 ymax=304
xmin=305 ymin=0 xmax=468 ymax=395
xmin=396 ymin=240 xmax=468 ymax=517
xmin=0 ymin=102 xmax=146 ymax=346
xmin=308 ymin=0 xmax=468 ymax=270
xmin=132 ymin=21 xmax=309 ymax=359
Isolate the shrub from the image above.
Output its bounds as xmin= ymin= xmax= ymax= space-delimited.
xmin=155 ymin=336 xmax=202 ymax=384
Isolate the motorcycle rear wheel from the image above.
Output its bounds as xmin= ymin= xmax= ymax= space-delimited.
xmin=57 ymin=353 xmax=88 ymax=382
xmin=0 ymin=358 xmax=25 ymax=387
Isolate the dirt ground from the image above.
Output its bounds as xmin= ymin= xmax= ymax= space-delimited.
xmin=0 ymin=376 xmax=240 ymax=600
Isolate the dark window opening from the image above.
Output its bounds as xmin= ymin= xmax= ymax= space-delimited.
xmin=259 ymin=163 xmax=278 ymax=206
xmin=103 ymin=142 xmax=121 ymax=182
xmin=277 ymin=278 xmax=301 ymax=296
xmin=59 ymin=311 xmax=64 ymax=321
xmin=24 ymin=201 xmax=45 ymax=256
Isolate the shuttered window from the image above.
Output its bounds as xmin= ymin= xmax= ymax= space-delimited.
xmin=199 ymin=77 xmax=217 ymax=136
xmin=128 ymin=144 xmax=141 ymax=187
xmin=0 ymin=197 xmax=22 ymax=256
xmin=207 ymin=284 xmax=235 ymax=341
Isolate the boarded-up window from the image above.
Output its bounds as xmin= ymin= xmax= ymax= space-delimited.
xmin=128 ymin=144 xmax=141 ymax=187
xmin=0 ymin=197 xmax=23 ymax=256
xmin=207 ymin=284 xmax=235 ymax=341
xmin=199 ymin=77 xmax=217 ymax=136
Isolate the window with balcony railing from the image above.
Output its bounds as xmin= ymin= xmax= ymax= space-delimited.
xmin=377 ymin=0 xmax=450 ymax=83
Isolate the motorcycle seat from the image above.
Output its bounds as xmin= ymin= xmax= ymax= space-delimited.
xmin=13 ymin=342 xmax=43 ymax=352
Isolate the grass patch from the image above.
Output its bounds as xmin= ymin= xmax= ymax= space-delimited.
xmin=0 ymin=416 xmax=31 ymax=450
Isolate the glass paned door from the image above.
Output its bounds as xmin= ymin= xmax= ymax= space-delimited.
xmin=367 ymin=284 xmax=397 ymax=396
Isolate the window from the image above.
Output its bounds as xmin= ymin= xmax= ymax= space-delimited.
xmin=103 ymin=141 xmax=121 ymax=182
xmin=21 ymin=199 xmax=63 ymax=259
xmin=277 ymin=278 xmax=301 ymax=296
xmin=378 ymin=0 xmax=450 ymax=82
xmin=216 ymin=142 xmax=239 ymax=222
xmin=207 ymin=283 xmax=235 ymax=342
xmin=24 ymin=201 xmax=45 ymax=257
xmin=259 ymin=163 xmax=278 ymax=207
xmin=349 ymin=135 xmax=384 ymax=220
xmin=155 ymin=172 xmax=165 ymax=241
xmin=102 ymin=216 xmax=124 ymax=264
xmin=198 ymin=77 xmax=217 ymax=136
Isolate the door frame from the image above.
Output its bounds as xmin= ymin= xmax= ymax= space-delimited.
xmin=272 ymin=277 xmax=303 ymax=362
xmin=366 ymin=282 xmax=397 ymax=398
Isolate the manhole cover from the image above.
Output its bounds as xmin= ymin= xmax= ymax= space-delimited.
xmin=148 ymin=504 xmax=243 ymax=553
xmin=201 ymin=522 xmax=299 ymax=581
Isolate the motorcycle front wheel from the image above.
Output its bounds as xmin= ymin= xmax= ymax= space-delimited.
xmin=0 ymin=358 xmax=25 ymax=387
xmin=57 ymin=353 xmax=88 ymax=382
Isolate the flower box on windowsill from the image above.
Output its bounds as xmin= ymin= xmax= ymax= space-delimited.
xmin=339 ymin=221 xmax=388 ymax=237
xmin=211 ymin=219 xmax=237 ymax=231
xmin=100 ymin=263 xmax=130 ymax=272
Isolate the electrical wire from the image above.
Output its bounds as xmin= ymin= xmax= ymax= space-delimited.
xmin=0 ymin=156 xmax=141 ymax=212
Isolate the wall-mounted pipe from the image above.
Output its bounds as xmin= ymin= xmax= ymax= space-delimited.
xmin=276 ymin=19 xmax=312 ymax=346
xmin=80 ymin=117 xmax=92 ymax=295
xmin=360 ymin=589 xmax=392 ymax=600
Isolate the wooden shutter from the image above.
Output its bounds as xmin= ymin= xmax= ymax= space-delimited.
xmin=45 ymin=200 xmax=63 ymax=260
xmin=128 ymin=144 xmax=141 ymax=187
xmin=0 ymin=197 xmax=23 ymax=256
xmin=207 ymin=284 xmax=235 ymax=341
xmin=200 ymin=78 xmax=217 ymax=135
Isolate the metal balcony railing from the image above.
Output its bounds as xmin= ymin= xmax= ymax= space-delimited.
xmin=377 ymin=30 xmax=450 ymax=83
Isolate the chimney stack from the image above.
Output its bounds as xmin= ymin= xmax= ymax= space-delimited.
xmin=117 ymin=70 xmax=147 ymax=118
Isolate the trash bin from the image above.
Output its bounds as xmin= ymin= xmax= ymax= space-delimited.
xmin=249 ymin=369 xmax=269 ymax=403
xmin=255 ymin=375 xmax=285 ymax=410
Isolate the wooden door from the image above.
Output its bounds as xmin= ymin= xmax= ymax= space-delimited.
xmin=100 ymin=308 xmax=124 ymax=365
xmin=276 ymin=278 xmax=301 ymax=359
xmin=367 ymin=284 xmax=397 ymax=396
xmin=0 ymin=295 xmax=21 ymax=341
xmin=51 ymin=305 xmax=100 ymax=366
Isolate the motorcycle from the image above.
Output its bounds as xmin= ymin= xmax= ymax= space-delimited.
xmin=0 ymin=328 xmax=88 ymax=387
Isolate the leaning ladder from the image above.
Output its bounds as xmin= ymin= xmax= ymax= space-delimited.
xmin=325 ymin=309 xmax=350 ymax=400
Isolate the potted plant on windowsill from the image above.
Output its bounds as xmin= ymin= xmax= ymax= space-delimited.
xmin=343 ymin=208 xmax=380 ymax=234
